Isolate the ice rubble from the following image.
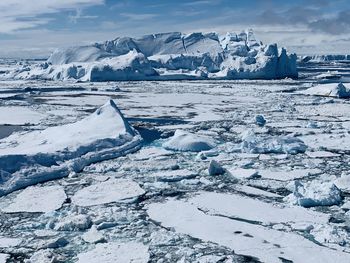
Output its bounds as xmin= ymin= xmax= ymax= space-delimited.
xmin=240 ymin=130 xmax=307 ymax=154
xmin=303 ymin=83 xmax=350 ymax=98
xmin=284 ymin=180 xmax=341 ymax=207
xmin=77 ymin=242 xmax=149 ymax=263
xmin=163 ymin=130 xmax=216 ymax=152
xmin=6 ymin=30 xmax=298 ymax=81
xmin=0 ymin=100 xmax=142 ymax=196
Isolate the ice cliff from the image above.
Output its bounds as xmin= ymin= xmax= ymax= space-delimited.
xmin=6 ymin=30 xmax=298 ymax=81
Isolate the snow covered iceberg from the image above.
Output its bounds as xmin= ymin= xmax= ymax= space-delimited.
xmin=302 ymin=83 xmax=350 ymax=98
xmin=6 ymin=30 xmax=298 ymax=81
xmin=0 ymin=100 xmax=142 ymax=196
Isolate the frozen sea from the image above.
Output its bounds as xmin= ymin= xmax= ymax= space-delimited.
xmin=0 ymin=59 xmax=350 ymax=262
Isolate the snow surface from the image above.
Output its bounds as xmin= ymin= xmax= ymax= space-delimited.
xmin=4 ymin=30 xmax=297 ymax=81
xmin=0 ymin=100 xmax=142 ymax=196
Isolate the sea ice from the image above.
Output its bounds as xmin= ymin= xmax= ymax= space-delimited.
xmin=163 ymin=130 xmax=216 ymax=152
xmin=148 ymin=198 xmax=349 ymax=263
xmin=72 ymin=178 xmax=145 ymax=206
xmin=0 ymin=185 xmax=66 ymax=213
xmin=77 ymin=242 xmax=149 ymax=263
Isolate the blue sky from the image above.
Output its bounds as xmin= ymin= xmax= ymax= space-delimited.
xmin=0 ymin=0 xmax=349 ymax=57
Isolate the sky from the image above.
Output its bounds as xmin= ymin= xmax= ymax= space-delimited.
xmin=0 ymin=0 xmax=349 ymax=58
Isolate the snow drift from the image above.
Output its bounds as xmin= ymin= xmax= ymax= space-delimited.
xmin=0 ymin=100 xmax=142 ymax=196
xmin=5 ymin=30 xmax=298 ymax=81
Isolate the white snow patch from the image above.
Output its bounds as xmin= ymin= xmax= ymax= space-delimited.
xmin=0 ymin=107 xmax=44 ymax=125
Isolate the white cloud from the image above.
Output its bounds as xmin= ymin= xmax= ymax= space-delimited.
xmin=0 ymin=0 xmax=104 ymax=33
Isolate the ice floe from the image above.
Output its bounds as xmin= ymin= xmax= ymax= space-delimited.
xmin=77 ymin=242 xmax=149 ymax=263
xmin=72 ymin=178 xmax=145 ymax=206
xmin=0 ymin=185 xmax=66 ymax=213
xmin=0 ymin=100 xmax=141 ymax=196
xmin=148 ymin=197 xmax=349 ymax=263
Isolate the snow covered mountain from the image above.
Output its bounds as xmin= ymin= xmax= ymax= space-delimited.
xmin=6 ymin=30 xmax=298 ymax=81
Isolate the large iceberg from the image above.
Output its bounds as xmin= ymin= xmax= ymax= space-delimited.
xmin=0 ymin=100 xmax=142 ymax=196
xmin=6 ymin=30 xmax=298 ymax=81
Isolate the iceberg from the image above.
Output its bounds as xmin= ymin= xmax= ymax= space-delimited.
xmin=6 ymin=30 xmax=298 ymax=81
xmin=0 ymin=100 xmax=142 ymax=196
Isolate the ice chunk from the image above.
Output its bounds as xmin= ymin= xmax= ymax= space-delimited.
xmin=285 ymin=180 xmax=341 ymax=207
xmin=334 ymin=173 xmax=350 ymax=193
xmin=0 ymin=185 xmax=66 ymax=213
xmin=0 ymin=254 xmax=8 ymax=263
xmin=303 ymin=83 xmax=350 ymax=98
xmin=255 ymin=115 xmax=266 ymax=126
xmin=53 ymin=214 xmax=92 ymax=231
xmin=0 ymin=100 xmax=142 ymax=196
xmin=241 ymin=130 xmax=307 ymax=154
xmin=82 ymin=226 xmax=105 ymax=244
xmin=259 ymin=168 xmax=320 ymax=181
xmin=163 ymin=130 xmax=215 ymax=152
xmin=77 ymin=242 xmax=149 ymax=263
xmin=72 ymin=179 xmax=145 ymax=206
xmin=208 ymin=160 xmax=225 ymax=176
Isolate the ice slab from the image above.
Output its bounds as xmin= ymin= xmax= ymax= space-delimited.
xmin=259 ymin=169 xmax=320 ymax=181
xmin=227 ymin=168 xmax=259 ymax=179
xmin=77 ymin=242 xmax=149 ymax=263
xmin=191 ymin=191 xmax=328 ymax=225
xmin=0 ymin=185 xmax=66 ymax=213
xmin=0 ymin=100 xmax=142 ymax=196
xmin=335 ymin=174 xmax=350 ymax=193
xmin=72 ymin=179 xmax=145 ymax=206
xmin=0 ymin=107 xmax=44 ymax=125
